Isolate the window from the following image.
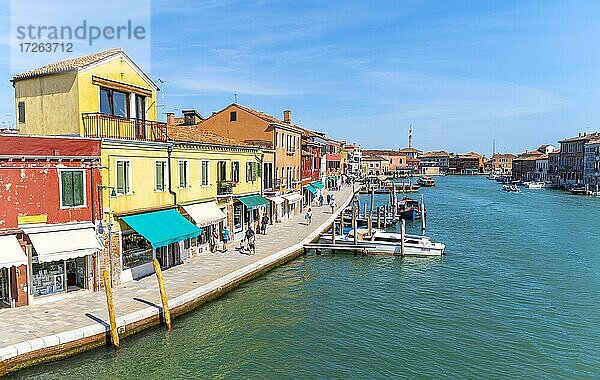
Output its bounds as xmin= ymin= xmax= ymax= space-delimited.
xmin=230 ymin=111 xmax=237 ymax=122
xmin=116 ymin=160 xmax=130 ymax=195
xmin=217 ymin=161 xmax=227 ymax=182
xmin=18 ymin=102 xmax=25 ymax=123
xmin=201 ymin=160 xmax=210 ymax=186
xmin=246 ymin=162 xmax=257 ymax=182
xmin=100 ymin=87 xmax=129 ymax=118
xmin=155 ymin=161 xmax=166 ymax=191
xmin=232 ymin=161 xmax=240 ymax=183
xmin=178 ymin=160 xmax=188 ymax=188
xmin=275 ymin=132 xmax=278 ymax=148
xmin=60 ymin=170 xmax=85 ymax=207
xmin=234 ymin=203 xmax=243 ymax=231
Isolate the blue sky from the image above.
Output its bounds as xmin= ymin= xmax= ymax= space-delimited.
xmin=1 ymin=0 xmax=600 ymax=154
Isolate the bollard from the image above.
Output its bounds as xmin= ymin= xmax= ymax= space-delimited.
xmin=153 ymin=259 xmax=172 ymax=331
xmin=102 ymin=270 xmax=120 ymax=350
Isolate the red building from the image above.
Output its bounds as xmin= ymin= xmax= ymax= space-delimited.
xmin=0 ymin=135 xmax=103 ymax=308
xmin=325 ymin=139 xmax=341 ymax=188
xmin=299 ymin=128 xmax=324 ymax=206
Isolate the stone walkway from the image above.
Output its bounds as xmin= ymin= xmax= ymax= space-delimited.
xmin=0 ymin=186 xmax=354 ymax=352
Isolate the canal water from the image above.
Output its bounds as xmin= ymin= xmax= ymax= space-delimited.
xmin=12 ymin=176 xmax=600 ymax=379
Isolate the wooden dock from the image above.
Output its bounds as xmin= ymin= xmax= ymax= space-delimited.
xmin=304 ymin=243 xmax=394 ymax=256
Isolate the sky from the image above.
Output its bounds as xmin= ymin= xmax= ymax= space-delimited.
xmin=1 ymin=0 xmax=600 ymax=154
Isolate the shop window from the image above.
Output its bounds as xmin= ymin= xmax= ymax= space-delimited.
xmin=116 ymin=160 xmax=131 ymax=195
xmin=122 ymin=231 xmax=153 ymax=270
xmin=155 ymin=161 xmax=166 ymax=191
xmin=31 ymin=258 xmax=65 ymax=297
xmin=201 ymin=160 xmax=210 ymax=186
xmin=234 ymin=203 xmax=243 ymax=232
xmin=60 ymin=170 xmax=85 ymax=207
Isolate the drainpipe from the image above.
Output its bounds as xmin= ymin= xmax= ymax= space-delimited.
xmin=167 ymin=145 xmax=177 ymax=206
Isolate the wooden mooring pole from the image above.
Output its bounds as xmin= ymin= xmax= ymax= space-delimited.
xmin=420 ymin=194 xmax=426 ymax=232
xmin=102 ymin=270 xmax=120 ymax=350
xmin=352 ymin=197 xmax=358 ymax=246
xmin=153 ymin=259 xmax=172 ymax=331
xmin=400 ymin=219 xmax=406 ymax=257
xmin=377 ymin=206 xmax=381 ymax=229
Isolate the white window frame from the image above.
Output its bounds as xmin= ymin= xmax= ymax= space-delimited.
xmin=58 ymin=168 xmax=87 ymax=209
xmin=201 ymin=160 xmax=210 ymax=187
xmin=155 ymin=160 xmax=167 ymax=192
xmin=178 ymin=160 xmax=189 ymax=189
xmin=115 ymin=159 xmax=132 ymax=196
xmin=232 ymin=160 xmax=241 ymax=183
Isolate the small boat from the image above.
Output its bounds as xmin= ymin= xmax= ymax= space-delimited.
xmin=569 ymin=187 xmax=587 ymax=195
xmin=321 ymin=228 xmax=445 ymax=256
xmin=417 ymin=177 xmax=435 ymax=187
xmin=502 ymin=184 xmax=520 ymax=192
xmin=523 ymin=181 xmax=545 ymax=189
xmin=397 ymin=196 xmax=423 ymax=220
xmin=487 ymin=173 xmax=500 ymax=180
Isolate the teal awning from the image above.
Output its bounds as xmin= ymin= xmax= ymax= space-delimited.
xmin=304 ymin=185 xmax=317 ymax=195
xmin=122 ymin=209 xmax=201 ymax=249
xmin=311 ymin=181 xmax=324 ymax=189
xmin=238 ymin=195 xmax=269 ymax=210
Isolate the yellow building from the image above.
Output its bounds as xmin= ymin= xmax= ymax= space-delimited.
xmin=12 ymin=49 xmax=267 ymax=283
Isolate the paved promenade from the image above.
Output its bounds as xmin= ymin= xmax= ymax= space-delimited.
xmin=0 ymin=186 xmax=354 ymax=365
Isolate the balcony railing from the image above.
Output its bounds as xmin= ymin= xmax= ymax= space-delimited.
xmin=217 ymin=181 xmax=235 ymax=196
xmin=82 ymin=113 xmax=168 ymax=142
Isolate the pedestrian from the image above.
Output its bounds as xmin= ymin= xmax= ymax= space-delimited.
xmin=210 ymin=228 xmax=219 ymax=253
xmin=326 ymin=193 xmax=331 ymax=205
xmin=330 ymin=200 xmax=337 ymax=213
xmin=261 ymin=214 xmax=269 ymax=234
xmin=319 ymin=193 xmax=324 ymax=206
xmin=255 ymin=219 xmax=261 ymax=235
xmin=305 ymin=207 xmax=313 ymax=225
xmin=221 ymin=225 xmax=230 ymax=252
xmin=245 ymin=225 xmax=256 ymax=255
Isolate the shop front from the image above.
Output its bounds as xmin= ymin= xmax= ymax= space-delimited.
xmin=120 ymin=208 xmax=201 ymax=281
xmin=282 ymin=192 xmax=303 ymax=218
xmin=22 ymin=222 xmax=102 ymax=301
xmin=265 ymin=195 xmax=285 ymax=223
xmin=0 ymin=235 xmax=28 ymax=308
xmin=182 ymin=201 xmax=227 ymax=254
xmin=303 ymin=184 xmax=317 ymax=207
xmin=236 ymin=194 xmax=269 ymax=238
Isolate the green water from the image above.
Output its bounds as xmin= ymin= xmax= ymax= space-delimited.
xmin=12 ymin=176 xmax=600 ymax=379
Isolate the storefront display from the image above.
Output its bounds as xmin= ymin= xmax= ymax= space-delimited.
xmin=122 ymin=231 xmax=153 ymax=270
xmin=31 ymin=260 xmax=65 ymax=297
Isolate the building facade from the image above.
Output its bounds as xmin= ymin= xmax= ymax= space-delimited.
xmin=0 ymin=135 xmax=102 ymax=308
xmin=449 ymin=152 xmax=485 ymax=174
xmin=584 ymin=138 xmax=600 ymax=189
xmin=559 ymin=133 xmax=600 ymax=188
xmin=488 ymin=153 xmax=516 ymax=175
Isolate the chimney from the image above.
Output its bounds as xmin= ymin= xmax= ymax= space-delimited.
xmin=283 ymin=109 xmax=291 ymax=124
xmin=166 ymin=112 xmax=175 ymax=127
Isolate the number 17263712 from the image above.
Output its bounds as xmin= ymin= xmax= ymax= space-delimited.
xmin=19 ymin=42 xmax=73 ymax=53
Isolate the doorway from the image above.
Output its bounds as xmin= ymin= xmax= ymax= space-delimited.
xmin=0 ymin=268 xmax=10 ymax=307
xmin=156 ymin=243 xmax=182 ymax=269
xmin=66 ymin=257 xmax=87 ymax=292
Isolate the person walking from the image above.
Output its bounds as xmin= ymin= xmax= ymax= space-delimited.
xmin=221 ymin=225 xmax=230 ymax=252
xmin=261 ymin=214 xmax=269 ymax=234
xmin=210 ymin=228 xmax=219 ymax=253
xmin=326 ymin=193 xmax=331 ymax=205
xmin=245 ymin=225 xmax=256 ymax=255
xmin=330 ymin=200 xmax=337 ymax=214
xmin=305 ymin=207 xmax=313 ymax=225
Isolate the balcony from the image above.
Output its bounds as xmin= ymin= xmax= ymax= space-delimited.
xmin=82 ymin=113 xmax=168 ymax=142
xmin=217 ymin=181 xmax=235 ymax=196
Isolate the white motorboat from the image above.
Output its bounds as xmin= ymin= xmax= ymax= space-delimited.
xmin=502 ymin=184 xmax=520 ymax=192
xmin=523 ymin=181 xmax=545 ymax=189
xmin=320 ymin=228 xmax=445 ymax=256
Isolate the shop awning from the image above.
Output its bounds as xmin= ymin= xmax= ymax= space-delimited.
xmin=122 ymin=209 xmax=201 ymax=249
xmin=238 ymin=195 xmax=269 ymax=210
xmin=266 ymin=196 xmax=285 ymax=205
xmin=0 ymin=235 xmax=27 ymax=269
xmin=182 ymin=201 xmax=226 ymax=227
xmin=282 ymin=192 xmax=303 ymax=203
xmin=311 ymin=181 xmax=324 ymax=189
xmin=22 ymin=223 xmax=102 ymax=263
xmin=304 ymin=185 xmax=317 ymax=195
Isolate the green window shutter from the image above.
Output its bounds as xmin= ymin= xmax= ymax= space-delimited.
xmin=156 ymin=162 xmax=164 ymax=191
xmin=124 ymin=162 xmax=130 ymax=194
xmin=116 ymin=161 xmax=125 ymax=194
xmin=179 ymin=161 xmax=186 ymax=188
xmin=61 ymin=172 xmax=74 ymax=207
xmin=73 ymin=171 xmax=84 ymax=206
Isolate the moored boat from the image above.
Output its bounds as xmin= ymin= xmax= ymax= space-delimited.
xmin=397 ymin=196 xmax=423 ymax=220
xmin=417 ymin=176 xmax=435 ymax=187
xmin=502 ymin=184 xmax=520 ymax=192
xmin=523 ymin=181 xmax=545 ymax=189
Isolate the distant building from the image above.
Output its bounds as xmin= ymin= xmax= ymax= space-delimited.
xmin=584 ymin=137 xmax=600 ymax=189
xmin=488 ymin=153 xmax=517 ymax=175
xmin=449 ymin=152 xmax=485 ymax=174
xmin=559 ymin=133 xmax=600 ymax=187
xmin=398 ymin=147 xmax=422 ymax=160
xmin=512 ymin=145 xmax=556 ymax=182
xmin=362 ymin=149 xmax=408 ymax=173
xmin=344 ymin=143 xmax=362 ymax=176
xmin=361 ymin=155 xmax=389 ymax=176
xmin=548 ymin=150 xmax=561 ymax=187
xmin=419 ymin=151 xmax=451 ymax=173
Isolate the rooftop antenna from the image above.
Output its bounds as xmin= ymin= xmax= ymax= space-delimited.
xmin=492 ymin=139 xmax=496 ymax=156
xmin=408 ymin=125 xmax=413 ymax=148
xmin=234 ymin=93 xmax=238 ymax=103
